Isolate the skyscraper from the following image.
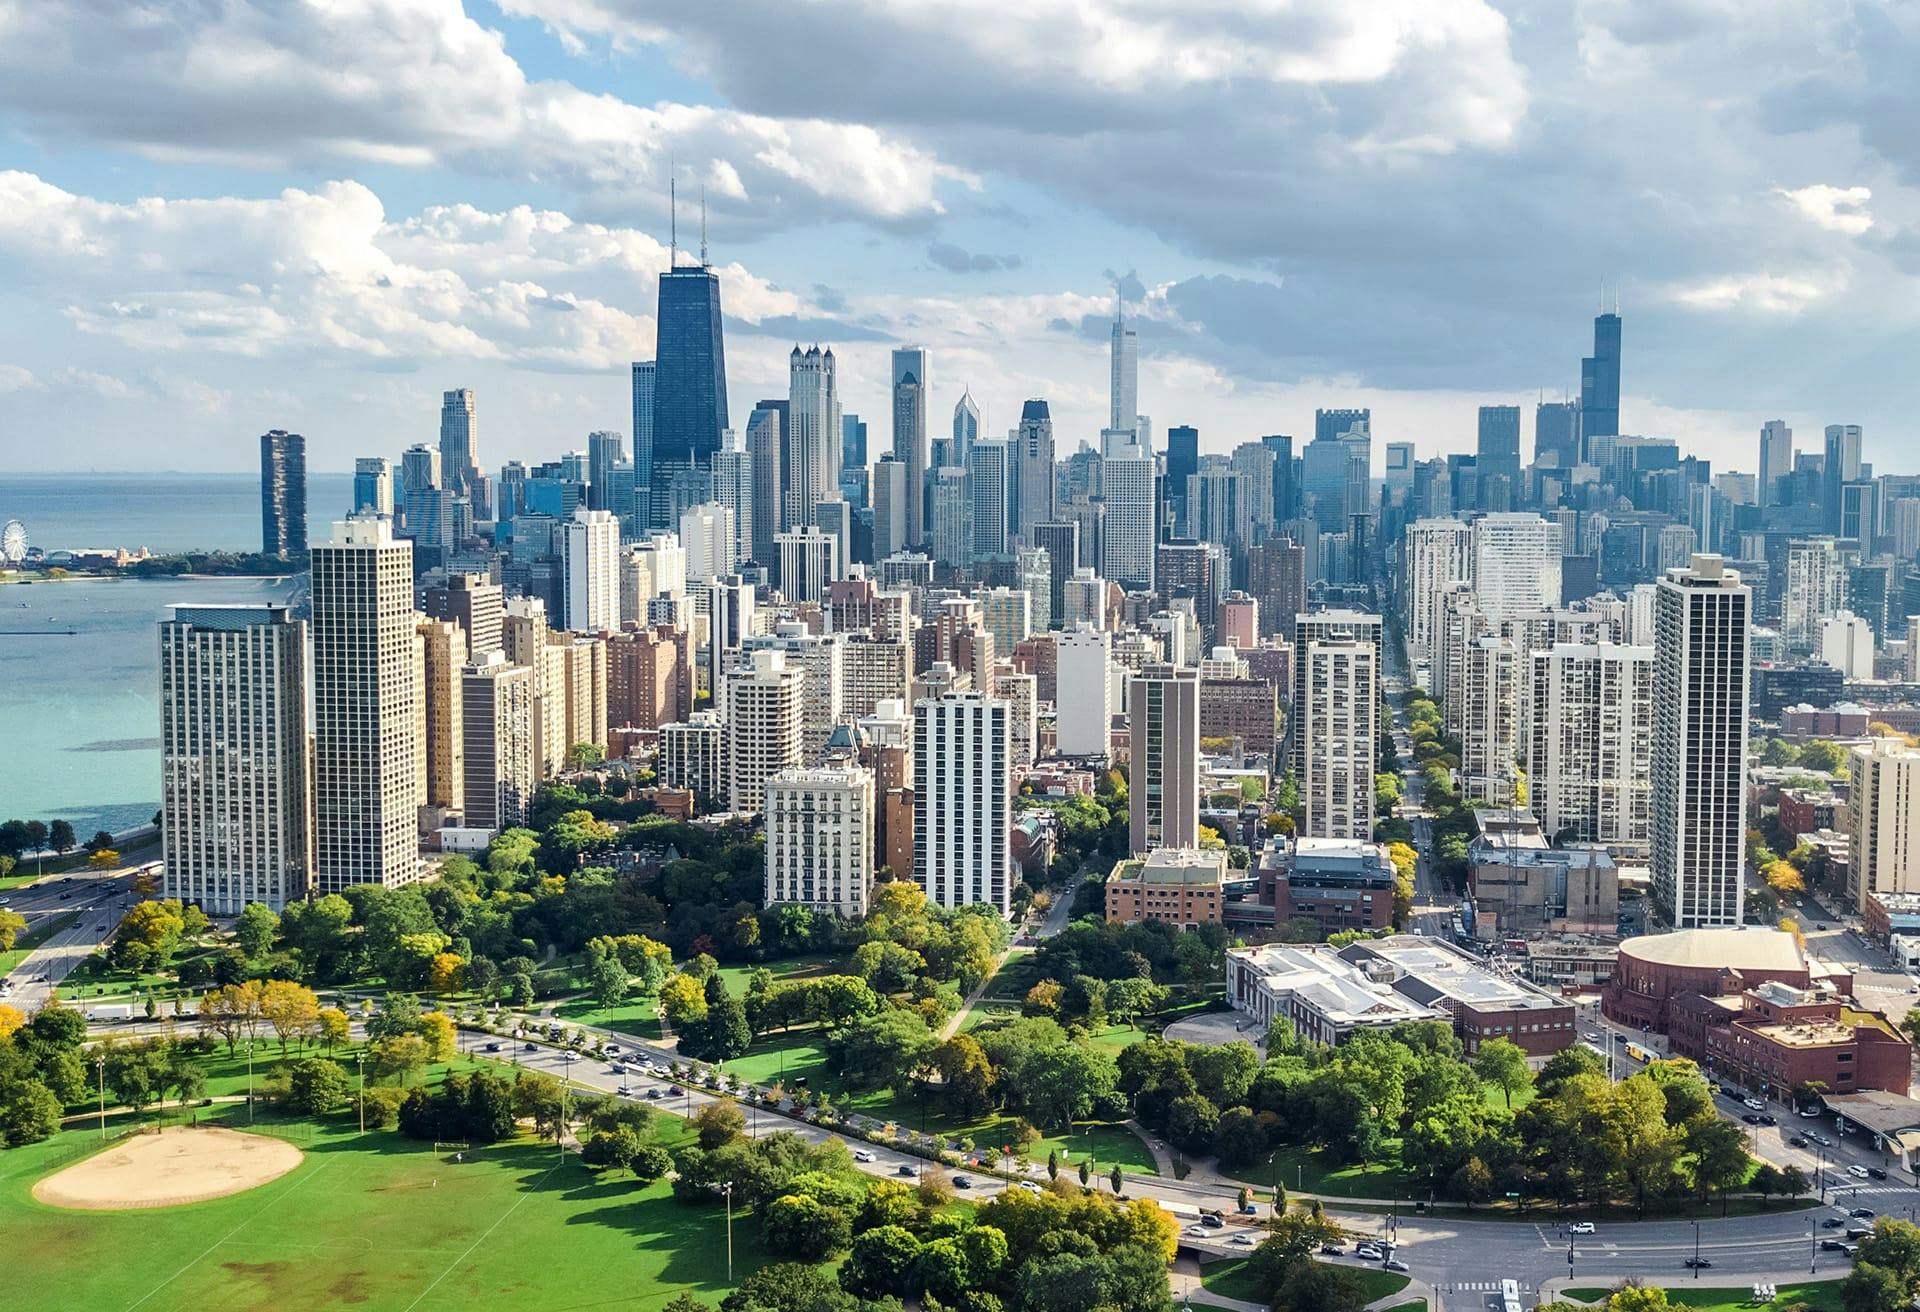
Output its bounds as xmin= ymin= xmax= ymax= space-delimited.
xmin=1579 ymin=310 xmax=1622 ymax=460
xmin=914 ymin=691 xmax=1012 ymax=912
xmin=562 ymin=508 xmax=621 ymax=632
xmin=1757 ymin=420 xmax=1792 ymax=507
xmin=871 ymin=455 xmax=909 ymax=563
xmin=1165 ymin=425 xmax=1199 ymax=531
xmin=416 ymin=616 xmax=466 ymax=814
xmin=1101 ymin=449 xmax=1156 ymax=591
xmin=1402 ymin=518 xmax=1471 ymax=673
xmin=650 ymin=262 xmax=728 ymax=528
xmin=952 ymin=389 xmax=981 ymax=471
xmin=311 ymin=518 xmax=420 ymax=893
xmin=1523 ymin=642 xmax=1654 ymax=861
xmin=710 ymin=428 xmax=754 ymax=571
xmin=747 ymin=401 xmax=786 ymax=564
xmin=1848 ymin=740 xmax=1920 ymax=905
xmin=1013 ymin=400 xmax=1056 ymax=540
xmin=1032 ymin=522 xmax=1079 ymax=626
xmin=789 ymin=345 xmax=840 ymax=531
xmin=159 ymin=603 xmax=310 ymax=912
xmin=353 ymin=457 xmax=393 ymax=518
xmin=1535 ymin=400 xmax=1579 ymax=468
xmin=259 ymin=429 xmax=307 ymax=559
xmin=727 ymin=649 xmax=805 ymax=814
xmin=1109 ymin=295 xmax=1138 ymax=435
xmin=1130 ymin=663 xmax=1199 ymax=856
xmin=586 ymin=429 xmax=628 ymax=513
xmin=1315 ymin=409 xmax=1371 ymax=446
xmin=765 ymin=765 xmax=876 ymax=917
xmin=440 ymin=388 xmax=482 ymax=506
xmin=631 ymin=361 xmax=655 ymax=521
xmin=1471 ymin=513 xmax=1564 ymax=619
xmin=929 ymin=467 xmax=972 ymax=569
xmin=1056 ymin=626 xmax=1112 ymax=756
xmin=1298 ymin=632 xmax=1379 ymax=840
xmin=892 ymin=346 xmax=929 ymax=545
xmin=422 ymin=572 xmax=504 ymax=660
xmin=968 ymin=440 xmax=1011 ymax=559
xmin=841 ymin=413 xmax=867 ymax=477
xmin=1651 ymin=555 xmax=1750 ymax=928
xmin=461 ymin=652 xmax=535 ymax=832
xmin=1823 ymin=424 xmax=1863 ymax=531
xmin=1476 ymin=405 xmax=1522 ymax=492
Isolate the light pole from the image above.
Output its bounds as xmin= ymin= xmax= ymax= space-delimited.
xmin=1810 ymin=1223 xmax=1818 ymax=1276
xmin=1692 ymin=1220 xmax=1701 ymax=1278
xmin=95 ymin=1054 xmax=106 ymax=1139
xmin=723 ymin=1181 xmax=735 ymax=1283
xmin=246 ymin=1037 xmax=255 ymax=1124
xmin=561 ymin=1048 xmax=574 ymax=1162
xmin=356 ymin=1052 xmax=366 ymax=1134
xmin=1566 ymin=1226 xmax=1575 ymax=1282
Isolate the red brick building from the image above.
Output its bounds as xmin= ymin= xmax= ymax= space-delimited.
xmin=1701 ymin=982 xmax=1911 ymax=1100
xmin=1601 ymin=928 xmax=1852 ymax=1031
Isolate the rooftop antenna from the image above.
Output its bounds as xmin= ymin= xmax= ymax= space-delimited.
xmin=700 ymin=183 xmax=709 ymax=268
xmin=669 ymin=157 xmax=678 ymax=269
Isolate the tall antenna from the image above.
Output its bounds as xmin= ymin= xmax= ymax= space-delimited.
xmin=669 ymin=171 xmax=678 ymax=269
xmin=700 ymin=183 xmax=709 ymax=268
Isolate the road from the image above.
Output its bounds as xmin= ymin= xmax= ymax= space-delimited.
xmin=1 ymin=864 xmax=139 ymax=1011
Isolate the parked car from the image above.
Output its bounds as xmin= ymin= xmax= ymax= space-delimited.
xmin=1570 ymin=1222 xmax=1596 ymax=1235
xmin=1758 ymin=1114 xmax=1777 ymax=1126
xmin=1017 ymin=1181 xmax=1042 ymax=1194
xmin=1743 ymin=1097 xmax=1766 ymax=1111
xmin=1320 ymin=1244 xmax=1345 ymax=1256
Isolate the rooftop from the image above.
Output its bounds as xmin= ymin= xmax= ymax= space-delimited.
xmin=1229 ymin=943 xmax=1444 ymax=1029
xmin=1110 ymin=848 xmax=1227 ymax=887
xmin=1339 ymin=935 xmax=1570 ymax=1014
xmin=1619 ymin=927 xmax=1807 ymax=973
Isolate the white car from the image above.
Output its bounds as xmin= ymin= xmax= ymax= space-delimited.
xmin=852 ymin=1149 xmax=876 ymax=1163
xmin=1570 ymin=1222 xmax=1596 ymax=1235
xmin=1354 ymin=1244 xmax=1383 ymax=1261
xmin=1018 ymin=1181 xmax=1043 ymax=1193
xmin=1743 ymin=1097 xmax=1766 ymax=1111
xmin=1849 ymin=1165 xmax=1871 ymax=1179
xmin=1230 ymin=1233 xmax=1257 ymax=1247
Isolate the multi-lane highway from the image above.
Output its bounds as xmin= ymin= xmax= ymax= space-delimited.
xmin=1 ymin=864 xmax=139 ymax=1011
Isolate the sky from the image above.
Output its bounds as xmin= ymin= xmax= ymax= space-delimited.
xmin=2 ymin=0 xmax=1918 ymax=479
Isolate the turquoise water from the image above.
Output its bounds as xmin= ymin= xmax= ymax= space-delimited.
xmin=0 ymin=471 xmax=354 ymax=556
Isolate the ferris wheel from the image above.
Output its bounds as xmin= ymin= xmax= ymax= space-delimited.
xmin=0 ymin=520 xmax=25 ymax=565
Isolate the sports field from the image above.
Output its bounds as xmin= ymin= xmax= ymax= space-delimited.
xmin=1 ymin=1109 xmax=766 ymax=1311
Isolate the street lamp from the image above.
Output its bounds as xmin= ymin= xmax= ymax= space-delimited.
xmin=1810 ymin=1223 xmax=1818 ymax=1276
xmin=95 ymin=1054 xmax=106 ymax=1140
xmin=356 ymin=1052 xmax=366 ymax=1134
xmin=1692 ymin=1221 xmax=1701 ymax=1279
xmin=722 ymin=1181 xmax=735 ymax=1283
xmin=246 ymin=1037 xmax=255 ymax=1124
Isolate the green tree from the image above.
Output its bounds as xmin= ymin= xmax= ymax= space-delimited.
xmin=840 ymin=1225 xmax=923 ymax=1299
xmin=2 ymin=1079 xmax=62 ymax=1146
xmin=234 ymin=903 xmax=280 ymax=958
xmin=286 ymin=1058 xmax=351 ymax=1115
xmin=692 ymin=1098 xmax=747 ymax=1150
xmin=1472 ymin=1037 xmax=1532 ymax=1107
xmin=47 ymin=819 xmax=75 ymax=855
xmin=761 ymin=1193 xmax=852 ymax=1261
xmin=511 ymin=1071 xmax=568 ymax=1141
xmin=370 ymin=1033 xmax=430 ymax=1086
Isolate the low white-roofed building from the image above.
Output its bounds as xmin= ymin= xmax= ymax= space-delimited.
xmin=1225 ymin=943 xmax=1444 ymax=1046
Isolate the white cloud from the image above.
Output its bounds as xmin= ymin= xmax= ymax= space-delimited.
xmin=1775 ymin=183 xmax=1875 ymax=235
xmin=1666 ymin=270 xmax=1843 ymax=314
xmin=0 ymin=0 xmax=963 ymax=231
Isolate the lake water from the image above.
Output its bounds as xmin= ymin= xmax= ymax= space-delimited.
xmin=0 ymin=473 xmax=350 ymax=834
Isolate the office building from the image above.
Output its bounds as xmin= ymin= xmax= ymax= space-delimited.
xmin=1014 ymin=400 xmax=1056 ymax=539
xmin=1535 ymin=401 xmax=1578 ymax=468
xmin=1651 ymin=556 xmax=1751 ymax=928
xmin=422 ymin=573 xmax=504 ymax=661
xmin=415 ymin=617 xmax=466 ymax=814
xmin=1130 ymin=663 xmax=1200 ymax=855
xmin=679 ymin=502 xmax=735 ymax=583
xmin=439 ymin=388 xmax=483 ymax=509
xmin=650 ymin=262 xmax=729 ymax=527
xmin=259 ymin=429 xmax=307 ymax=559
xmin=460 ymin=652 xmax=534 ymax=832
xmin=787 ymin=344 xmax=840 ymax=531
xmin=310 ymin=518 xmax=421 ymax=892
xmin=776 ymin=525 xmax=841 ymax=605
xmin=1403 ymin=518 xmax=1471 ymax=671
xmin=841 ymin=413 xmax=867 ymax=479
xmin=1105 ymin=848 xmax=1222 ymax=927
xmin=353 ymin=456 xmax=394 ymax=518
xmin=1476 ymin=405 xmax=1522 ymax=492
xmin=1166 ymin=424 xmax=1200 ymax=531
xmin=1757 ymin=420 xmax=1792 ymax=507
xmin=765 ymin=765 xmax=876 ymax=918
xmin=709 ymin=428 xmax=754 ymax=570
xmin=1056 ymin=626 xmax=1113 ymax=756
xmin=891 ymin=346 xmax=929 ymax=545
xmin=1298 ymin=637 xmax=1379 ymax=839
xmin=585 ymin=429 xmax=628 ymax=513
xmin=967 ymin=440 xmax=1012 ymax=559
xmin=1102 ymin=449 xmax=1156 ymax=590
xmin=1032 ymin=522 xmax=1080 ymax=626
xmin=914 ymin=691 xmax=1013 ymax=912
xmin=1849 ymin=740 xmax=1920 ymax=905
xmin=159 ymin=603 xmax=310 ymax=913
xmin=561 ymin=508 xmax=621 ymax=632
xmin=952 ymin=389 xmax=981 ymax=472
xmin=1783 ymin=537 xmax=1845 ymax=650
xmin=1580 ymin=310 xmax=1622 ymax=459
xmin=1523 ymin=643 xmax=1654 ymax=860
xmin=1188 ymin=457 xmax=1252 ymax=551
xmin=871 ymin=456 xmax=909 ymax=563
xmin=1824 ymin=424 xmax=1863 ymax=531
xmin=630 ymin=361 xmax=655 ymax=520
xmin=746 ymin=402 xmax=785 ymax=562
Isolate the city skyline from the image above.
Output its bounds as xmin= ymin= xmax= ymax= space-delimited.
xmin=6 ymin=4 xmax=1920 ymax=476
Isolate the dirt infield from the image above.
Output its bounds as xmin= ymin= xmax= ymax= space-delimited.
xmin=32 ymin=1125 xmax=304 ymax=1210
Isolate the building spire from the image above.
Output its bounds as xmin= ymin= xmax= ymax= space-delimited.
xmin=700 ymin=183 xmax=709 ymax=268
xmin=669 ymin=168 xmax=678 ymax=269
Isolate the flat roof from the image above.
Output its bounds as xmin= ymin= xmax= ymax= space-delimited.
xmin=1824 ymin=1091 xmax=1920 ymax=1138
xmin=1340 ymin=935 xmax=1570 ymax=1013
xmin=1110 ymin=848 xmax=1226 ymax=886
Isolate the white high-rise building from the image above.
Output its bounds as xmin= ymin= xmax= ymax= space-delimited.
xmin=311 ymin=518 xmax=421 ymax=893
xmin=765 ymin=765 xmax=875 ymax=917
xmin=726 ymin=649 xmax=805 ymax=815
xmin=1109 ymin=296 xmax=1138 ymax=437
xmin=562 ymin=508 xmax=620 ymax=632
xmin=1757 ymin=420 xmax=1792 ymax=507
xmin=1849 ymin=740 xmax=1920 ymax=905
xmin=1403 ymin=518 xmax=1471 ymax=673
xmin=1100 ymin=448 xmax=1156 ymax=590
xmin=775 ymin=525 xmax=840 ymax=605
xmin=872 ymin=456 xmax=909 ymax=562
xmin=1291 ymin=610 xmax=1383 ymax=779
xmin=1056 ymin=625 xmax=1114 ymax=756
xmin=788 ymin=345 xmax=841 ymax=531
xmin=679 ymin=502 xmax=736 ymax=583
xmin=968 ymin=440 xmax=1012 ymax=559
xmin=1652 ymin=555 xmax=1751 ymax=929
xmin=952 ymin=388 xmax=981 ymax=471
xmin=1471 ymin=513 xmax=1564 ymax=620
xmin=892 ymin=346 xmax=929 ymax=545
xmin=1523 ymin=642 xmax=1654 ymax=860
xmin=1821 ymin=611 xmax=1876 ymax=680
xmin=743 ymin=623 xmax=845 ymax=761
xmin=1188 ymin=458 xmax=1252 ymax=551
xmin=1783 ymin=537 xmax=1845 ymax=650
xmin=1458 ymin=636 xmax=1521 ymax=803
xmin=159 ymin=603 xmax=310 ymax=913
xmin=914 ymin=691 xmax=1012 ymax=912
xmin=710 ymin=429 xmax=754 ymax=571
xmin=460 ymin=651 xmax=535 ymax=833
xmin=1130 ymin=663 xmax=1200 ymax=855
xmin=1298 ymin=639 xmax=1379 ymax=840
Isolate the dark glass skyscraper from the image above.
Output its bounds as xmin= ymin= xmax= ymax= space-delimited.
xmin=1534 ymin=400 xmax=1578 ymax=467
xmin=1166 ymin=425 xmax=1199 ymax=534
xmin=649 ymin=263 xmax=728 ymax=526
xmin=1260 ymin=434 xmax=1295 ymax=525
xmin=259 ymin=429 xmax=307 ymax=559
xmin=1476 ymin=405 xmax=1521 ymax=493
xmin=1579 ymin=311 xmax=1621 ymax=460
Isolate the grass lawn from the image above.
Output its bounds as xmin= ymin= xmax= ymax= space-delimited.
xmin=1225 ymin=1142 xmax=1414 ymax=1200
xmin=553 ymin=992 xmax=664 ymax=1041
xmin=720 ymin=1030 xmax=833 ymax=1088
xmin=713 ymin=953 xmax=839 ymax=998
xmin=1202 ymin=1259 xmax=1409 ymax=1305
xmin=2 ymin=1106 xmax=762 ymax=1312
xmin=1380 ymin=1301 xmax=1426 ymax=1312
xmin=1562 ymin=1283 xmax=1842 ymax=1312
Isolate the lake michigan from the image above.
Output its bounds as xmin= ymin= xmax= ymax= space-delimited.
xmin=0 ymin=472 xmax=353 ymax=834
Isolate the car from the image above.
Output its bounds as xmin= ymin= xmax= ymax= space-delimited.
xmin=1743 ymin=1113 xmax=1765 ymax=1125
xmin=1790 ymin=1136 xmax=1809 ymax=1148
xmin=605 ymin=1043 xmax=620 ymax=1053
xmin=1800 ymin=1107 xmax=1823 ymax=1118
xmin=1910 ymin=985 xmax=1919 ymax=995
xmin=1869 ymin=1167 xmax=1889 ymax=1181
xmin=1813 ymin=1133 xmax=1835 ymax=1147
xmin=896 ymin=1164 xmax=917 ymax=1177
xmin=1385 ymin=1260 xmax=1411 ymax=1274
xmin=852 ymin=1149 xmax=876 ymax=1163
xmin=1823 ymin=1218 xmax=1846 ymax=1229
xmin=953 ymin=1176 xmax=973 ymax=1189
xmin=1849 ymin=1165 xmax=1871 ymax=1179
xmin=1018 ymin=1181 xmax=1042 ymax=1194
xmin=1743 ymin=1097 xmax=1766 ymax=1111
xmin=1200 ymin=1214 xmax=1225 ymax=1229
xmin=1822 ymin=1239 xmax=1847 ymax=1252
xmin=645 ymin=1088 xmax=663 ymax=1100
xmin=483 ymin=1041 xmax=502 ymax=1053
xmin=1185 ymin=1225 xmax=1210 ymax=1237
xmin=1685 ymin=1258 xmax=1714 ymax=1270
xmin=1570 ymin=1222 xmax=1596 ymax=1235
xmin=1758 ymin=1114 xmax=1777 ymax=1126
xmin=609 ymin=1064 xmax=627 ymax=1075
xmin=1848 ymin=1226 xmax=1874 ymax=1240
xmin=523 ymin=1042 xmax=538 ymax=1051
xmin=1354 ymin=1244 xmax=1383 ymax=1261
xmin=1320 ymin=1244 xmax=1345 ymax=1256
xmin=1852 ymin=1208 xmax=1876 ymax=1219
xmin=616 ymin=1085 xmax=632 ymax=1096
xmin=1231 ymin=1233 xmax=1257 ymax=1247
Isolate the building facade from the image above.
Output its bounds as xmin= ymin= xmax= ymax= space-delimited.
xmin=764 ymin=764 xmax=876 ymax=917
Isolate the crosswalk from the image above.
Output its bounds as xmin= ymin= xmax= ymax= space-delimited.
xmin=1450 ymin=1282 xmax=1534 ymax=1294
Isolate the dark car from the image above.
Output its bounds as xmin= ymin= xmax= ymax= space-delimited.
xmin=523 ymin=1042 xmax=538 ymax=1051
xmin=483 ymin=1041 xmax=502 ymax=1053
xmin=1852 ymin=1207 xmax=1876 ymax=1219
xmin=1824 ymin=1218 xmax=1846 ymax=1229
xmin=1822 ymin=1239 xmax=1847 ymax=1252
xmin=1758 ymin=1114 xmax=1777 ymax=1126
xmin=1685 ymin=1258 xmax=1713 ymax=1270
xmin=1319 ymin=1244 xmax=1345 ymax=1256
xmin=897 ymin=1164 xmax=917 ymax=1177
xmin=1868 ymin=1168 xmax=1889 ymax=1181
xmin=953 ymin=1176 xmax=973 ymax=1189
xmin=1743 ymin=1113 xmax=1764 ymax=1125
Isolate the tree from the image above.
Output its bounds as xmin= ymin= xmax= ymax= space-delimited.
xmin=235 ymin=903 xmax=280 ymax=959
xmin=1211 ymin=1106 xmax=1268 ymax=1170
xmin=761 ymin=1193 xmax=852 ymax=1261
xmin=1110 ymin=1164 xmax=1124 ymax=1195
xmin=1472 ymin=1037 xmax=1532 ymax=1107
xmin=1 ymin=1080 xmax=61 ymax=1146
xmin=259 ymin=979 xmax=322 ymax=1054
xmin=286 ymin=1058 xmax=352 ymax=1115
xmin=317 ymin=1006 xmax=351 ymax=1052
xmin=417 ymin=1011 xmax=458 ymax=1064
xmin=47 ymin=820 xmax=74 ymax=855
xmin=1844 ymin=1262 xmax=1910 ymax=1312
xmin=87 ymin=829 xmax=114 ymax=853
xmin=841 ymin=1225 xmax=923 ymax=1299
xmin=511 ymin=1071 xmax=569 ymax=1141
xmin=370 ymin=1033 xmax=430 ymax=1085
xmin=1686 ymin=1116 xmax=1751 ymax=1203
xmin=583 ymin=1126 xmax=643 ymax=1171
xmin=0 ymin=907 xmax=26 ymax=952
xmin=88 ymin=849 xmax=119 ymax=871
xmin=0 ymin=1003 xmax=24 ymax=1041
xmin=566 ymin=742 xmax=607 ymax=770
xmin=590 ymin=953 xmax=632 ymax=1008
xmin=366 ymin=991 xmax=423 ymax=1042
xmin=427 ymin=952 xmax=465 ymax=995
xmin=693 ymin=1099 xmax=747 ymax=1149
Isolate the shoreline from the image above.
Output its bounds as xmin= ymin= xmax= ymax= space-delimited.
xmin=2 ymin=572 xmax=298 ymax=585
